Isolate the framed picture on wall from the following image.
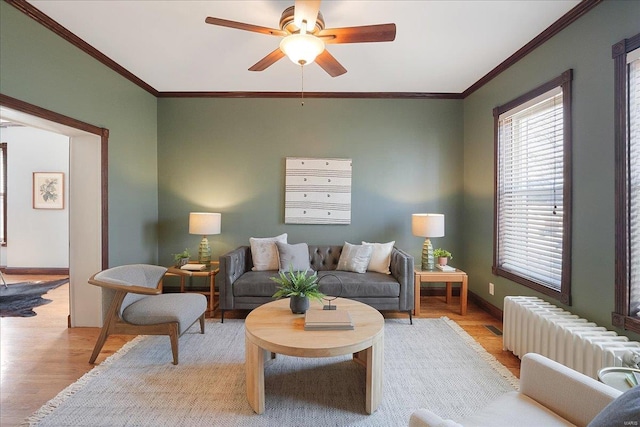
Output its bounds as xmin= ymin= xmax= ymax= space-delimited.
xmin=33 ymin=172 xmax=64 ymax=209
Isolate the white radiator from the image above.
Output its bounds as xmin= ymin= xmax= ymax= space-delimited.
xmin=503 ymin=296 xmax=640 ymax=379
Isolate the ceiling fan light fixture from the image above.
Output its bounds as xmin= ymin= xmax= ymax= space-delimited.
xmin=279 ymin=33 xmax=325 ymax=66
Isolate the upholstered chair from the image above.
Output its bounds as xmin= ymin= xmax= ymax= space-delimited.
xmin=409 ymin=353 xmax=622 ymax=427
xmin=88 ymin=264 xmax=207 ymax=365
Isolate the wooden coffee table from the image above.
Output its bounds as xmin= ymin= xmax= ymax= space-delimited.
xmin=244 ymin=297 xmax=385 ymax=414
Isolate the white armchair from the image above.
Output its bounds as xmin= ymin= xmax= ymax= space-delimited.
xmin=409 ymin=353 xmax=623 ymax=427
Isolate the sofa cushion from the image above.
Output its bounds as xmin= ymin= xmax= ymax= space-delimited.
xmin=249 ymin=233 xmax=287 ymax=271
xmin=276 ymin=242 xmax=310 ymax=272
xmin=232 ymin=270 xmax=400 ymax=299
xmin=233 ymin=271 xmax=280 ymax=297
xmin=337 ymin=242 xmax=373 ymax=273
xmin=362 ymin=241 xmax=395 ymax=274
xmin=317 ymin=271 xmax=400 ymax=298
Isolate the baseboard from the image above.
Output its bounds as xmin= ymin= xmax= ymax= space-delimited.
xmin=2 ymin=267 xmax=69 ymax=275
xmin=468 ymin=291 xmax=503 ymax=320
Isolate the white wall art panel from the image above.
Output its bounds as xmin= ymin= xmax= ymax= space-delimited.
xmin=285 ymin=157 xmax=352 ymax=225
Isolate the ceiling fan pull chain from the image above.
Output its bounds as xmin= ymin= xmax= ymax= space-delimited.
xmin=301 ymin=64 xmax=305 ymax=107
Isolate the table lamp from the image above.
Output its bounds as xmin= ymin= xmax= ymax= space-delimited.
xmin=412 ymin=213 xmax=445 ymax=271
xmin=189 ymin=212 xmax=221 ymax=264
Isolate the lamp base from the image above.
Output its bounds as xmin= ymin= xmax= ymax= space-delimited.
xmin=421 ymin=238 xmax=434 ymax=271
xmin=198 ymin=235 xmax=211 ymax=264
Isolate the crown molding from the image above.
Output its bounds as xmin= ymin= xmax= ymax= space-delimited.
xmin=7 ymin=0 xmax=602 ymax=100
xmin=4 ymin=0 xmax=159 ymax=97
xmin=462 ymin=0 xmax=602 ymax=98
xmin=156 ymin=91 xmax=464 ymax=99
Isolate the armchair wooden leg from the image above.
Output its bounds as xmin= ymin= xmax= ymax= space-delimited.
xmin=199 ymin=313 xmax=205 ymax=334
xmin=169 ymin=323 xmax=179 ymax=365
xmin=89 ymin=326 xmax=110 ymax=364
xmin=89 ymin=291 xmax=125 ymax=364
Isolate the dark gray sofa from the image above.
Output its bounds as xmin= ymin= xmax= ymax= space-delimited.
xmin=217 ymin=244 xmax=414 ymax=323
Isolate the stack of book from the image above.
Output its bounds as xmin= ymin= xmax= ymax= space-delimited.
xmin=304 ymin=309 xmax=354 ymax=331
xmin=436 ymin=264 xmax=456 ymax=272
xmin=180 ymin=264 xmax=207 ymax=271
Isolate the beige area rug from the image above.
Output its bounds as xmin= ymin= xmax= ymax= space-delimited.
xmin=25 ymin=318 xmax=518 ymax=427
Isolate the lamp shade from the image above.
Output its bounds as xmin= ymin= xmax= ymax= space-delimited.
xmin=279 ymin=33 xmax=325 ymax=65
xmin=412 ymin=213 xmax=445 ymax=237
xmin=189 ymin=212 xmax=221 ymax=235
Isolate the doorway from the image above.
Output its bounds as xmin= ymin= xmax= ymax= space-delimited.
xmin=0 ymin=96 xmax=108 ymax=327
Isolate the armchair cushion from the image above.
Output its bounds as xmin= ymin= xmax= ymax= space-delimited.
xmin=122 ymin=293 xmax=207 ymax=334
xmin=409 ymin=393 xmax=573 ymax=427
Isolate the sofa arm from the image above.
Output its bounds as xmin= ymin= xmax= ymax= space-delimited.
xmin=389 ymin=247 xmax=414 ymax=312
xmin=217 ymin=246 xmax=251 ymax=310
xmin=520 ymin=353 xmax=621 ymax=426
xmin=409 ymin=409 xmax=463 ymax=427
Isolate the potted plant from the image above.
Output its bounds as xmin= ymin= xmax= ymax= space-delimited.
xmin=433 ymin=248 xmax=453 ymax=266
xmin=271 ymin=265 xmax=326 ymax=314
xmin=173 ymin=248 xmax=191 ymax=267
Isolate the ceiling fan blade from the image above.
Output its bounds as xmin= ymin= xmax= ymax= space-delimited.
xmin=294 ymin=0 xmax=321 ymax=31
xmin=205 ymin=17 xmax=287 ymax=37
xmin=249 ymin=48 xmax=286 ymax=72
xmin=318 ymin=23 xmax=396 ymax=44
xmin=315 ymin=50 xmax=347 ymax=77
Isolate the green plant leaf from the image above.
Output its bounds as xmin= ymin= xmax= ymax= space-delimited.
xmin=271 ymin=264 xmax=325 ymax=302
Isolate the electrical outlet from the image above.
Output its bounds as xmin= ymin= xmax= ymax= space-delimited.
xmin=489 ymin=282 xmax=495 ymax=295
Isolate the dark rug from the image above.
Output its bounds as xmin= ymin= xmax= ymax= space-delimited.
xmin=0 ymin=279 xmax=69 ymax=317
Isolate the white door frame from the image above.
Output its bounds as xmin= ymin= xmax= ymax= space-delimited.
xmin=1 ymin=96 xmax=108 ymax=327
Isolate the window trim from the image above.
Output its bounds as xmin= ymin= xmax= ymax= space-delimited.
xmin=612 ymin=33 xmax=640 ymax=334
xmin=492 ymin=69 xmax=573 ymax=305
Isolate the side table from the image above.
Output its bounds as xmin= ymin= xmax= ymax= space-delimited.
xmin=598 ymin=366 xmax=640 ymax=391
xmin=414 ymin=268 xmax=468 ymax=316
xmin=164 ymin=262 xmax=219 ymax=312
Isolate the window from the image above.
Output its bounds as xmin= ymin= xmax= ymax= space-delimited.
xmin=0 ymin=143 xmax=5 ymax=245
xmin=493 ymin=70 xmax=573 ymax=304
xmin=613 ymin=33 xmax=640 ymax=334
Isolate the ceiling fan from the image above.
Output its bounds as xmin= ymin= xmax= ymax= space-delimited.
xmin=205 ymin=0 xmax=396 ymax=77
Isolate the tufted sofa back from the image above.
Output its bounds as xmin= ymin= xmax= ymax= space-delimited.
xmin=308 ymin=245 xmax=343 ymax=271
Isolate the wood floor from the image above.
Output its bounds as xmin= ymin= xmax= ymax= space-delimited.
xmin=0 ymin=274 xmax=520 ymax=426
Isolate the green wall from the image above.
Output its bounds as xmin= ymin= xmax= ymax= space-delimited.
xmin=462 ymin=0 xmax=640 ymax=341
xmin=3 ymin=0 xmax=639 ymax=341
xmin=157 ymin=98 xmax=463 ymax=266
xmin=0 ymin=2 xmax=159 ymax=265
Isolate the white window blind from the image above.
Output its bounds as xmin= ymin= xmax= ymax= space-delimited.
xmin=497 ymin=88 xmax=564 ymax=290
xmin=629 ymin=52 xmax=640 ymax=317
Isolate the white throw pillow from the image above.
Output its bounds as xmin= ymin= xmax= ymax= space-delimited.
xmin=249 ymin=233 xmax=288 ymax=271
xmin=362 ymin=241 xmax=395 ymax=274
xmin=337 ymin=242 xmax=373 ymax=274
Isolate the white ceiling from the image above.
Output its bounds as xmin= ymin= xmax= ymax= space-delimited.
xmin=28 ymin=0 xmax=580 ymax=94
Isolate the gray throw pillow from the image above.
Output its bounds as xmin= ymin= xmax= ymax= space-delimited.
xmin=276 ymin=242 xmax=311 ymax=272
xmin=587 ymin=386 xmax=640 ymax=427
xmin=336 ymin=242 xmax=373 ymax=273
